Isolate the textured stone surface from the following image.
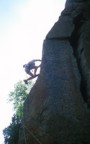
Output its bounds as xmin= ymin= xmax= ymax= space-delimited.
xmin=46 ymin=16 xmax=74 ymax=38
xmin=18 ymin=0 xmax=90 ymax=144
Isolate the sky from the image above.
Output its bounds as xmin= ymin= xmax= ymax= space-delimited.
xmin=0 ymin=0 xmax=66 ymax=143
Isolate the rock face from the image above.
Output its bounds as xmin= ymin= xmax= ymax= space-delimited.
xmin=18 ymin=0 xmax=90 ymax=144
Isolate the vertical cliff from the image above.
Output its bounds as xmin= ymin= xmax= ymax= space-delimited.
xmin=18 ymin=0 xmax=90 ymax=144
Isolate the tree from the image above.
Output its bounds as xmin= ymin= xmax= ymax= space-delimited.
xmin=3 ymin=80 xmax=33 ymax=144
xmin=8 ymin=80 xmax=33 ymax=118
xmin=3 ymin=115 xmax=21 ymax=144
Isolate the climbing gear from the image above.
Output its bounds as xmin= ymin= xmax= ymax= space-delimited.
xmin=23 ymin=80 xmax=28 ymax=84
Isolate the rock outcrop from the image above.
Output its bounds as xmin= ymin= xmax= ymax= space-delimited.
xmin=18 ymin=0 xmax=90 ymax=144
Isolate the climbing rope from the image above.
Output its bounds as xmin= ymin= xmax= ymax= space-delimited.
xmin=23 ymin=123 xmax=42 ymax=144
xmin=22 ymin=125 xmax=27 ymax=144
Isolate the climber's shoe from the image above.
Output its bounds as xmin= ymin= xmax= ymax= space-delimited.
xmin=23 ymin=80 xmax=28 ymax=84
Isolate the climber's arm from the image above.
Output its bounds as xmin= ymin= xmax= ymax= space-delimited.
xmin=34 ymin=59 xmax=41 ymax=62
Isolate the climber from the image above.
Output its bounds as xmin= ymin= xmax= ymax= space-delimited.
xmin=23 ymin=59 xmax=41 ymax=84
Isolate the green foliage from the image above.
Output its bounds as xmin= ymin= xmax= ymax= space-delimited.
xmin=3 ymin=80 xmax=33 ymax=144
xmin=3 ymin=115 xmax=21 ymax=144
xmin=8 ymin=81 xmax=33 ymax=118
